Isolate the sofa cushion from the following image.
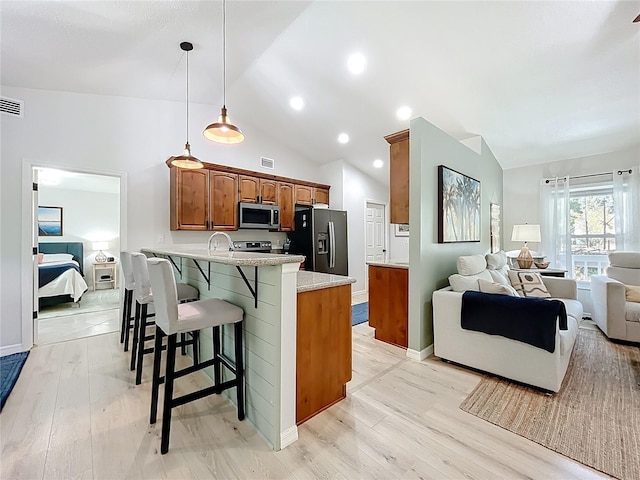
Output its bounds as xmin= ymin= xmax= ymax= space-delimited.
xmin=449 ymin=270 xmax=493 ymax=292
xmin=626 ymin=302 xmax=640 ymax=322
xmin=457 ymin=254 xmax=487 ymax=276
xmin=478 ymin=279 xmax=519 ymax=297
xmin=555 ymin=299 xmax=583 ymax=323
xmin=489 ymin=268 xmax=510 ymax=286
xmin=486 ymin=251 xmax=507 ymax=270
xmin=508 ymin=271 xmax=551 ymax=298
xmin=609 ymin=252 xmax=640 ymax=268
xmin=625 ymin=285 xmax=640 ymax=303
xmin=559 ymin=315 xmax=578 ymax=355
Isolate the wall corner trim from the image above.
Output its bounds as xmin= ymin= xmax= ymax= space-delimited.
xmin=279 ymin=426 xmax=299 ymax=450
xmin=406 ymin=344 xmax=434 ymax=362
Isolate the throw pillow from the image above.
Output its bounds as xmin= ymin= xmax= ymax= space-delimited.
xmin=457 ymin=254 xmax=487 ymax=276
xmin=478 ymin=279 xmax=519 ymax=297
xmin=448 ymin=270 xmax=493 ymax=292
xmin=37 ymin=253 xmax=44 ymax=264
xmin=485 ymin=251 xmax=507 ymax=270
xmin=625 ymin=285 xmax=640 ymax=303
xmin=507 ymin=270 xmax=551 ymax=298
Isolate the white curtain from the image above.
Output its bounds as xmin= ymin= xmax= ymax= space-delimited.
xmin=540 ymin=176 xmax=572 ymax=274
xmin=613 ymin=167 xmax=640 ymax=252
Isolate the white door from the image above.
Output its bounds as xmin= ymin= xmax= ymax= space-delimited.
xmin=365 ymin=201 xmax=386 ymax=262
xmin=32 ymin=168 xmax=39 ymax=343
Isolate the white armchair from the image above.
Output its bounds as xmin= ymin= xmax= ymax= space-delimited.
xmin=591 ymin=252 xmax=640 ymax=342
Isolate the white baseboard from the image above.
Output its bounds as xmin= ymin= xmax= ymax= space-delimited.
xmin=280 ymin=425 xmax=298 ymax=450
xmin=406 ymin=344 xmax=434 ymax=361
xmin=0 ymin=344 xmax=27 ymax=357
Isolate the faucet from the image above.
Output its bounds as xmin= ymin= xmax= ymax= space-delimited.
xmin=207 ymin=232 xmax=234 ymax=255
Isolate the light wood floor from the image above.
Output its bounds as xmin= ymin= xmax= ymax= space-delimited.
xmin=1 ymin=323 xmax=609 ymax=480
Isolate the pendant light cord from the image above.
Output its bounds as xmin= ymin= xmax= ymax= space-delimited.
xmin=222 ymin=0 xmax=226 ymax=108
xmin=186 ymin=49 xmax=190 ymax=143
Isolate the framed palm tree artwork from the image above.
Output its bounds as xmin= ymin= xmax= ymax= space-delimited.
xmin=437 ymin=165 xmax=480 ymax=243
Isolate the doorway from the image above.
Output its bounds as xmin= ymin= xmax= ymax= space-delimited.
xmin=364 ymin=200 xmax=387 ymax=294
xmin=33 ymin=167 xmax=122 ymax=345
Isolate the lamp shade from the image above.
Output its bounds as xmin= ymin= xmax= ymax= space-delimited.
xmin=203 ymin=107 xmax=245 ymax=144
xmin=511 ymin=224 xmax=541 ymax=243
xmin=93 ymin=241 xmax=109 ymax=251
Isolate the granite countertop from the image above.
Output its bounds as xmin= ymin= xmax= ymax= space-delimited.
xmin=366 ymin=260 xmax=409 ymax=270
xmin=297 ymin=271 xmax=356 ymax=293
xmin=141 ymin=246 xmax=305 ymax=267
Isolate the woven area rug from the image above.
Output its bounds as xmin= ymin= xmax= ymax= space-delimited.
xmin=0 ymin=352 xmax=29 ymax=411
xmin=460 ymin=328 xmax=640 ymax=480
xmin=352 ymin=302 xmax=368 ymax=326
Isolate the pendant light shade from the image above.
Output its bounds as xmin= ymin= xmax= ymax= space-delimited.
xmin=170 ymin=41 xmax=203 ymax=169
xmin=203 ymin=0 xmax=244 ymax=144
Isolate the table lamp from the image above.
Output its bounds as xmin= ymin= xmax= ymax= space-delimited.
xmin=93 ymin=241 xmax=109 ymax=263
xmin=511 ymin=224 xmax=540 ymax=269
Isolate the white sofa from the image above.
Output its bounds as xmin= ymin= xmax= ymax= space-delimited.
xmin=432 ymin=254 xmax=583 ymax=392
xmin=591 ymin=252 xmax=640 ymax=343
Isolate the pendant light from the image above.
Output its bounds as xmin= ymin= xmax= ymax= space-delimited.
xmin=203 ymin=0 xmax=244 ymax=144
xmin=169 ymin=41 xmax=204 ymax=169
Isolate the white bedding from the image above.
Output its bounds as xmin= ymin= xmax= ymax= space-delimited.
xmin=39 ymin=268 xmax=88 ymax=302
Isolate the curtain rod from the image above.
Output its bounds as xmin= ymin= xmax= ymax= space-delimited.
xmin=544 ymin=169 xmax=632 ymax=184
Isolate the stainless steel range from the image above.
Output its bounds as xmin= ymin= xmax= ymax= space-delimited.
xmin=232 ymin=240 xmax=272 ymax=253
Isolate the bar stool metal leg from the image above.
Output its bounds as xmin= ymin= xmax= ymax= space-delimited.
xmin=130 ymin=301 xmax=141 ymax=371
xmin=123 ymin=291 xmax=133 ymax=352
xmin=212 ymin=326 xmax=222 ymax=391
xmin=160 ymin=333 xmax=178 ymax=455
xmin=120 ymin=289 xmax=130 ymax=344
xmin=135 ymin=303 xmax=150 ymax=385
xmin=234 ymin=321 xmax=245 ymax=420
xmin=150 ymin=326 xmax=164 ymax=425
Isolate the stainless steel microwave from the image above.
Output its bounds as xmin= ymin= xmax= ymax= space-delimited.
xmin=238 ymin=202 xmax=280 ymax=230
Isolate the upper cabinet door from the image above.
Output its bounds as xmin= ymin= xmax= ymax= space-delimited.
xmin=238 ymin=175 xmax=259 ymax=203
xmin=171 ymin=168 xmax=209 ymax=231
xmin=210 ymin=171 xmax=238 ymax=230
xmin=278 ymin=182 xmax=295 ymax=231
xmin=385 ymin=129 xmax=409 ymax=225
xmin=260 ymin=179 xmax=278 ymax=205
xmin=314 ymin=187 xmax=329 ymax=206
xmin=295 ymin=184 xmax=313 ymax=205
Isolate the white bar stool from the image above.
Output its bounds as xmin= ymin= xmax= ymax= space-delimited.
xmin=130 ymin=252 xmax=199 ymax=385
xmin=147 ymin=257 xmax=245 ymax=455
xmin=119 ymin=251 xmax=135 ymax=351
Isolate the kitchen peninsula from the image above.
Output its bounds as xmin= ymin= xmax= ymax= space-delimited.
xmin=141 ymin=246 xmax=355 ymax=450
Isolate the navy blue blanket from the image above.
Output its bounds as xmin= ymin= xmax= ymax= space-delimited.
xmin=461 ymin=291 xmax=567 ymax=353
xmin=39 ymin=263 xmax=81 ymax=288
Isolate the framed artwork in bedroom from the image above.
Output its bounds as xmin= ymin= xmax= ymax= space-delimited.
xmin=437 ymin=165 xmax=480 ymax=243
xmin=490 ymin=203 xmax=501 ymax=253
xmin=394 ymin=224 xmax=409 ymax=237
xmin=38 ymin=206 xmax=63 ymax=236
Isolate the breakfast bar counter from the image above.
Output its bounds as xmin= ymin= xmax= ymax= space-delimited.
xmin=141 ymin=246 xmax=304 ymax=451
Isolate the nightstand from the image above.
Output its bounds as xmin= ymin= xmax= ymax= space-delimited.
xmin=93 ymin=262 xmax=118 ymax=290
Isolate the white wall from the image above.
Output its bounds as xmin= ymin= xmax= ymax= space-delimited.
xmin=503 ymin=148 xmax=639 ymax=253
xmin=0 ymin=86 xmax=324 ymax=350
xmin=39 ymin=186 xmax=120 ymax=276
xmin=409 ymin=117 xmax=503 ymax=354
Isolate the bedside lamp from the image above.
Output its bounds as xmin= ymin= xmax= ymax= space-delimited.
xmin=93 ymin=241 xmax=109 ymax=263
xmin=511 ymin=224 xmax=540 ymax=269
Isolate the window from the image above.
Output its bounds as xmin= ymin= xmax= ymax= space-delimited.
xmin=569 ymin=183 xmax=615 ymax=282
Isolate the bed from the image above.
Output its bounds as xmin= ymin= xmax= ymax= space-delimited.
xmin=38 ymin=242 xmax=89 ymax=308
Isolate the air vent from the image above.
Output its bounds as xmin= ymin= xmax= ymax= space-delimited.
xmin=0 ymin=97 xmax=24 ymax=117
xmin=260 ymin=157 xmax=275 ymax=169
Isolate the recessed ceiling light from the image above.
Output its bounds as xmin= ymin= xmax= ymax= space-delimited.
xmin=396 ymin=106 xmax=412 ymax=120
xmin=289 ymin=96 xmax=304 ymax=111
xmin=347 ymin=53 xmax=366 ymax=75
xmin=337 ymin=133 xmax=350 ymax=144
xmin=373 ymin=159 xmax=384 ymax=168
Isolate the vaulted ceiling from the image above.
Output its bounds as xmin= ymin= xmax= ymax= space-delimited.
xmin=2 ymin=1 xmax=639 ymax=186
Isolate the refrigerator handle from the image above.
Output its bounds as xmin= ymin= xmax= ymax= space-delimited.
xmin=329 ymin=221 xmax=335 ymax=269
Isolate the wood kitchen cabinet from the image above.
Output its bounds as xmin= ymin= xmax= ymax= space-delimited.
xmin=278 ymin=182 xmax=295 ymax=231
xmin=170 ymin=167 xmax=238 ymax=231
xmin=168 ymin=160 xmax=329 ymax=231
xmin=296 ymin=284 xmax=352 ymax=425
xmin=239 ymin=175 xmax=278 ymax=205
xmin=295 ymin=184 xmax=330 ymax=206
xmin=368 ymin=264 xmax=408 ymax=348
xmin=384 ymin=129 xmax=409 ymax=225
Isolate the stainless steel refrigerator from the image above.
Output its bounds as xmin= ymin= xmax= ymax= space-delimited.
xmin=288 ymin=206 xmax=349 ymax=276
